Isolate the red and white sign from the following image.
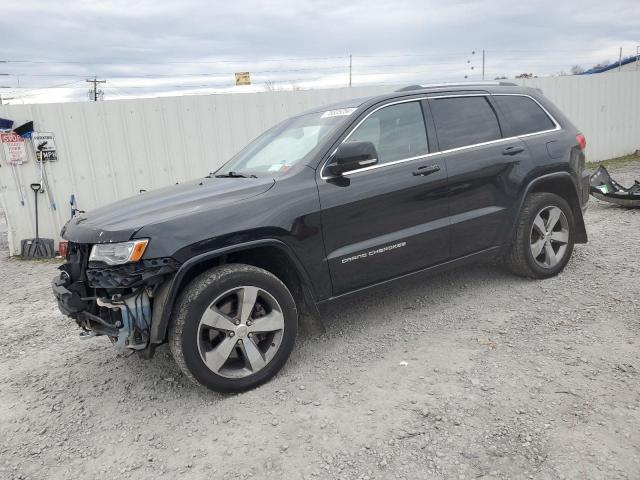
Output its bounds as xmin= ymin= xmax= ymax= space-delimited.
xmin=1 ymin=133 xmax=28 ymax=165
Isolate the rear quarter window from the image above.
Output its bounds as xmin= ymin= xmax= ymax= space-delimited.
xmin=493 ymin=95 xmax=556 ymax=137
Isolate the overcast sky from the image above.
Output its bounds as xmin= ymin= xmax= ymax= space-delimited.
xmin=0 ymin=0 xmax=638 ymax=104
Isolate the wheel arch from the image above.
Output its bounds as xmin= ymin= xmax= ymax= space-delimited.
xmin=149 ymin=239 xmax=320 ymax=345
xmin=513 ymin=172 xmax=588 ymax=244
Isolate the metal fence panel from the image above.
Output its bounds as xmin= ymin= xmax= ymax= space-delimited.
xmin=1 ymin=74 xmax=639 ymax=255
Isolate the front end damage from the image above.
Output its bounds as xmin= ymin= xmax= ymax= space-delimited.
xmin=52 ymin=242 xmax=179 ymax=356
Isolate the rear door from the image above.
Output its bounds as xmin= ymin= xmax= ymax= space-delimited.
xmin=317 ymin=99 xmax=449 ymax=295
xmin=428 ymin=94 xmax=532 ymax=258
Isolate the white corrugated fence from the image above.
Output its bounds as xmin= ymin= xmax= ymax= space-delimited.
xmin=0 ymin=73 xmax=639 ymax=256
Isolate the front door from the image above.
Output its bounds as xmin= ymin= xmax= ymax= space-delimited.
xmin=317 ymin=100 xmax=450 ymax=295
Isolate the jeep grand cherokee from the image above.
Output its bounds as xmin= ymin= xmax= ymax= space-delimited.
xmin=53 ymin=82 xmax=589 ymax=392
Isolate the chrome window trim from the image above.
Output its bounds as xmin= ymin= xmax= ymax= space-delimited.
xmin=320 ymin=93 xmax=561 ymax=180
xmin=343 ymin=152 xmax=440 ymax=176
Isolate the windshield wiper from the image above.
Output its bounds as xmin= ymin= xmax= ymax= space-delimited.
xmin=213 ymin=171 xmax=257 ymax=178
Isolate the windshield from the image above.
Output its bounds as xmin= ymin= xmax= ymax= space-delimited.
xmin=216 ymin=108 xmax=357 ymax=176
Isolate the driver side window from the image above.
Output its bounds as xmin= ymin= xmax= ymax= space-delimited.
xmin=347 ymin=101 xmax=429 ymax=164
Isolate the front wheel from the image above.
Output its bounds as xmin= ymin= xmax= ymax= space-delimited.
xmin=169 ymin=264 xmax=298 ymax=393
xmin=505 ymin=192 xmax=575 ymax=279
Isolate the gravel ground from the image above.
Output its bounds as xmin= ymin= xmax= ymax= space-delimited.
xmin=1 ymin=163 xmax=639 ymax=480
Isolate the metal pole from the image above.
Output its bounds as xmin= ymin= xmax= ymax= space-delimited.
xmin=349 ymin=54 xmax=352 ymax=87
xmin=86 ymin=76 xmax=106 ymax=101
xmin=482 ymin=50 xmax=485 ymax=80
xmin=618 ymin=47 xmax=622 ymax=72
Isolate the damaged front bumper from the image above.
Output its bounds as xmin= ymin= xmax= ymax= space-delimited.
xmin=590 ymin=166 xmax=640 ymax=208
xmin=52 ymin=244 xmax=179 ymax=356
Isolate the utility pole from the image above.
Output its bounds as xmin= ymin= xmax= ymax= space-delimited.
xmin=349 ymin=54 xmax=352 ymax=88
xmin=618 ymin=47 xmax=622 ymax=72
xmin=86 ymin=76 xmax=106 ymax=101
xmin=482 ymin=49 xmax=485 ymax=80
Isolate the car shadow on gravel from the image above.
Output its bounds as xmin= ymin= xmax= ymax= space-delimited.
xmin=312 ymin=261 xmax=522 ymax=337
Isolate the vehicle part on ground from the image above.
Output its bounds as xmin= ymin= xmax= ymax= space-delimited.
xmin=21 ymin=183 xmax=54 ymax=259
xmin=169 ymin=264 xmax=297 ymax=392
xmin=590 ymin=166 xmax=640 ymax=208
xmin=505 ymin=193 xmax=574 ymax=279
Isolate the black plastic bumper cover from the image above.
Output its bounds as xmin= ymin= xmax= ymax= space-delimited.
xmin=590 ymin=166 xmax=640 ymax=208
xmin=52 ymin=272 xmax=91 ymax=318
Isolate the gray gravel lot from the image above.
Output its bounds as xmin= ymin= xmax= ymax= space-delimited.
xmin=1 ymin=163 xmax=639 ymax=480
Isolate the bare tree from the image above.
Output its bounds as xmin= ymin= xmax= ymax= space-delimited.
xmin=264 ymin=80 xmax=277 ymax=92
xmin=570 ymin=65 xmax=585 ymax=75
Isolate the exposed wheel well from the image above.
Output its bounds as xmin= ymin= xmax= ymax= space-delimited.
xmin=174 ymin=246 xmax=312 ymax=317
xmin=529 ymin=176 xmax=587 ymax=243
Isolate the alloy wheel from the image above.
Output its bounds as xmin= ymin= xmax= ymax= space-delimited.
xmin=529 ymin=206 xmax=569 ymax=269
xmin=197 ymin=286 xmax=285 ymax=378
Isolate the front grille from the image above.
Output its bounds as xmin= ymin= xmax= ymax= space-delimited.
xmin=86 ymin=258 xmax=180 ymax=289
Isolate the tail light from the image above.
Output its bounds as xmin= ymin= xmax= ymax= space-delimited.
xmin=576 ymin=133 xmax=586 ymax=150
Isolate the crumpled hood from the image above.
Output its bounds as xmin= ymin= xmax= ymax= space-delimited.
xmin=62 ymin=176 xmax=275 ymax=244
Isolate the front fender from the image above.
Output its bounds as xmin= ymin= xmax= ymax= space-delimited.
xmin=149 ymin=239 xmax=318 ymax=345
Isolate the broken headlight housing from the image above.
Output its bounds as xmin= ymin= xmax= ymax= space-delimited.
xmin=89 ymin=239 xmax=149 ymax=265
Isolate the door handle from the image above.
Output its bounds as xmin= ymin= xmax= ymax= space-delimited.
xmin=413 ymin=164 xmax=441 ymax=176
xmin=502 ymin=146 xmax=525 ymax=156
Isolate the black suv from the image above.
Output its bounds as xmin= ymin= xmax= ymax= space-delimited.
xmin=53 ymin=83 xmax=589 ymax=392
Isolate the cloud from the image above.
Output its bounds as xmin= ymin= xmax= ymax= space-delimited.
xmin=0 ymin=0 xmax=638 ymax=103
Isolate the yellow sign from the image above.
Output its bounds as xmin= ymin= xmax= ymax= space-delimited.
xmin=235 ymin=72 xmax=251 ymax=86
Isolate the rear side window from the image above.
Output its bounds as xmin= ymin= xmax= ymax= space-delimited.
xmin=347 ymin=101 xmax=428 ymax=164
xmin=493 ymin=95 xmax=556 ymax=137
xmin=430 ymin=96 xmax=502 ymax=150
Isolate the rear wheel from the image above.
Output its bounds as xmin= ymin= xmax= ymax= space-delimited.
xmin=506 ymin=192 xmax=575 ymax=279
xmin=169 ymin=264 xmax=298 ymax=393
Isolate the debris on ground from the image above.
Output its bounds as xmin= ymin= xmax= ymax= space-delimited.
xmin=590 ymin=165 xmax=640 ymax=207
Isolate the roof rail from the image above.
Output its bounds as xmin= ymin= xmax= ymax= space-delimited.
xmin=395 ymin=81 xmax=517 ymax=92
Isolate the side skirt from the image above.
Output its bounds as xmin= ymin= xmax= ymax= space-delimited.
xmin=317 ymin=245 xmax=503 ymax=307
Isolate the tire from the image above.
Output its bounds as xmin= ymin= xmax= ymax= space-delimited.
xmin=505 ymin=192 xmax=575 ymax=279
xmin=169 ymin=264 xmax=298 ymax=393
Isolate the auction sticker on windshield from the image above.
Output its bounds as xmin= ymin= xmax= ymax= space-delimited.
xmin=321 ymin=108 xmax=357 ymax=118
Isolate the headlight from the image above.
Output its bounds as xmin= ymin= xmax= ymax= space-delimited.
xmin=89 ymin=239 xmax=149 ymax=265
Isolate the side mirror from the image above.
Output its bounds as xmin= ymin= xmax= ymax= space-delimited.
xmin=326 ymin=141 xmax=378 ymax=176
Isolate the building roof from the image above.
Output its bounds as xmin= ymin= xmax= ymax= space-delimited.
xmin=581 ymin=56 xmax=638 ymax=74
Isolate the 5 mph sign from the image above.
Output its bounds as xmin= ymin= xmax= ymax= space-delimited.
xmin=32 ymin=132 xmax=58 ymax=162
